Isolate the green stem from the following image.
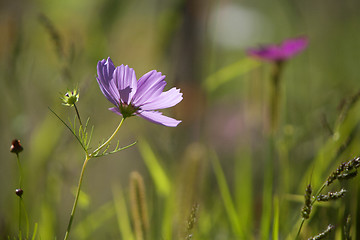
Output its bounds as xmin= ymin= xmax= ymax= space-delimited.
xmin=90 ymin=118 xmax=125 ymax=157
xmin=18 ymin=197 xmax=22 ymax=237
xmin=16 ymin=153 xmax=22 ymax=188
xmin=270 ymin=61 xmax=284 ymax=134
xmin=63 ymin=156 xmax=89 ymax=240
xmin=21 ymin=197 xmax=30 ymax=239
xmin=16 ymin=153 xmax=22 ymax=235
xmin=74 ymin=103 xmax=83 ymax=127
xmin=63 ymin=118 xmax=125 ymax=240
xmin=260 ymin=135 xmax=275 ymax=240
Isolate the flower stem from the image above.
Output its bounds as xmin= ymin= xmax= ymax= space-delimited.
xmin=74 ymin=103 xmax=83 ymax=127
xmin=90 ymin=117 xmax=125 ymax=157
xmin=16 ymin=153 xmax=22 ymax=188
xmin=18 ymin=197 xmax=22 ymax=238
xmin=63 ymin=156 xmax=89 ymax=240
xmin=270 ymin=60 xmax=284 ymax=134
xmin=16 ymin=153 xmax=22 ymax=236
xmin=63 ymin=118 xmax=125 ymax=240
xmin=21 ymin=197 xmax=30 ymax=239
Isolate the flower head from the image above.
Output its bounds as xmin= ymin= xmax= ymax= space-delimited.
xmin=96 ymin=57 xmax=183 ymax=127
xmin=61 ymin=89 xmax=79 ymax=107
xmin=247 ymin=36 xmax=308 ymax=62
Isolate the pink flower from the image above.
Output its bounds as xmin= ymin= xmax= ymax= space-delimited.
xmin=247 ymin=37 xmax=308 ymax=61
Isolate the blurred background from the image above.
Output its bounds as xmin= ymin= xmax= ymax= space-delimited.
xmin=1 ymin=0 xmax=360 ymax=239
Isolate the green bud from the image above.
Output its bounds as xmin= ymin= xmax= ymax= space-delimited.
xmin=61 ymin=89 xmax=79 ymax=107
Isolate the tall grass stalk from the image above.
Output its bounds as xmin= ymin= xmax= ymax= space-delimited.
xmin=130 ymin=172 xmax=149 ymax=240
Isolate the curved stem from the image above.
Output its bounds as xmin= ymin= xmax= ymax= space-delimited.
xmin=63 ymin=156 xmax=89 ymax=240
xmin=90 ymin=118 xmax=125 ymax=157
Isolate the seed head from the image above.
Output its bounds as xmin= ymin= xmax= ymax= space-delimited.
xmin=308 ymin=224 xmax=335 ymax=240
xmin=10 ymin=139 xmax=23 ymax=154
xmin=15 ymin=189 xmax=23 ymax=197
xmin=301 ymin=184 xmax=312 ymax=219
xmin=317 ymin=189 xmax=346 ymax=202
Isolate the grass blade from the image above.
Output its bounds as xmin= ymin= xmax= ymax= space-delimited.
xmin=112 ymin=185 xmax=135 ymax=240
xmin=138 ymin=140 xmax=171 ymax=197
xmin=210 ymin=152 xmax=242 ymax=237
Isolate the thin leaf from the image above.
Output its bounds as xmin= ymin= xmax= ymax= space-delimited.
xmin=48 ymin=107 xmax=87 ymax=152
xmin=204 ymin=58 xmax=260 ymax=93
xmin=94 ymin=141 xmax=137 ymax=157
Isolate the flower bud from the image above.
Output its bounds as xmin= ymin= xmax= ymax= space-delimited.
xmin=61 ymin=89 xmax=79 ymax=107
xmin=15 ymin=188 xmax=23 ymax=197
xmin=10 ymin=139 xmax=23 ymax=154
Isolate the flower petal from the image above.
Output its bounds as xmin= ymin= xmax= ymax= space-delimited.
xmin=107 ymin=79 xmax=121 ymax=105
xmin=280 ymin=37 xmax=308 ymax=58
xmin=132 ymin=70 xmax=166 ymax=106
xmin=137 ymin=110 xmax=181 ymax=127
xmin=113 ymin=65 xmax=137 ymax=104
xmin=109 ymin=107 xmax=123 ymax=116
xmin=141 ymin=87 xmax=183 ymax=111
xmin=97 ymin=57 xmax=118 ymax=105
xmin=97 ymin=57 xmax=115 ymax=83
xmin=247 ymin=37 xmax=308 ymax=61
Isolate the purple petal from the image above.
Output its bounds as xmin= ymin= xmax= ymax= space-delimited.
xmin=113 ymin=65 xmax=137 ymax=104
xmin=141 ymin=87 xmax=183 ymax=111
xmin=97 ymin=57 xmax=115 ymax=83
xmin=132 ymin=70 xmax=166 ymax=106
xmin=137 ymin=110 xmax=181 ymax=127
xmin=97 ymin=57 xmax=118 ymax=105
xmin=107 ymin=79 xmax=121 ymax=104
xmin=109 ymin=107 xmax=123 ymax=116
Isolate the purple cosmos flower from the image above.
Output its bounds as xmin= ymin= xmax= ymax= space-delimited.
xmin=96 ymin=57 xmax=183 ymax=127
xmin=247 ymin=37 xmax=308 ymax=62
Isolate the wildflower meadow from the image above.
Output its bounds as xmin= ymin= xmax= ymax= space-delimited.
xmin=2 ymin=1 xmax=360 ymax=239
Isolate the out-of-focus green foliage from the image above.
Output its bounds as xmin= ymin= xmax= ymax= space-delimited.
xmin=2 ymin=0 xmax=360 ymax=239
